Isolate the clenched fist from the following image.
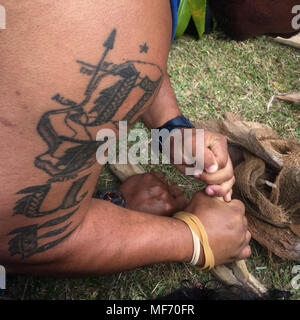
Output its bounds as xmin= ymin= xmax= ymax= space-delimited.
xmin=170 ymin=129 xmax=235 ymax=202
xmin=118 ymin=172 xmax=189 ymax=216
xmin=184 ymin=191 xmax=251 ymax=266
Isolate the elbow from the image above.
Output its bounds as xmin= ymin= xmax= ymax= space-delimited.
xmin=0 ymin=246 xmax=75 ymax=277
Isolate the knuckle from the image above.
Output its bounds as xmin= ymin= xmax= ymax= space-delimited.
xmin=231 ymin=211 xmax=243 ymax=225
xmin=231 ymin=222 xmax=246 ymax=239
xmin=241 ymin=246 xmax=252 ymax=259
xmin=226 ymin=166 xmax=234 ymax=180
xmin=231 ymin=175 xmax=236 ymax=185
xmin=232 ymin=199 xmax=245 ymax=214
xmin=158 ymin=188 xmax=169 ymax=199
xmin=243 ymin=216 xmax=249 ymax=228
xmin=247 ymin=230 xmax=252 ymax=239
xmin=150 ymin=185 xmax=164 ymax=198
xmin=220 ymin=156 xmax=229 ymax=169
xmin=238 ymin=230 xmax=246 ymax=243
xmin=219 ymin=134 xmax=227 ymax=144
xmin=246 ymin=230 xmax=251 ymax=242
xmin=164 ymin=201 xmax=174 ymax=213
xmin=239 ymin=201 xmax=246 ymax=214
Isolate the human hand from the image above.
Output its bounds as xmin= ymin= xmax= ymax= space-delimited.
xmin=118 ymin=172 xmax=189 ymax=216
xmin=184 ymin=191 xmax=251 ymax=266
xmin=170 ymin=129 xmax=234 ymax=202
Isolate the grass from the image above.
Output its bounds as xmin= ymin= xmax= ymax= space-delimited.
xmin=1 ymin=32 xmax=300 ymax=300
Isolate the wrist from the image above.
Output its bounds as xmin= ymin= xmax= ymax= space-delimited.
xmin=156 ymin=115 xmax=195 ymax=131
xmin=172 ymin=217 xmax=204 ymax=267
xmin=181 ymin=224 xmax=205 ymax=267
xmin=173 ymin=218 xmax=194 ymax=263
xmin=156 ymin=115 xmax=195 ymax=153
xmin=142 ymin=109 xmax=181 ymax=129
xmin=174 ymin=212 xmax=213 ymax=269
xmin=93 ymin=188 xmax=126 ymax=208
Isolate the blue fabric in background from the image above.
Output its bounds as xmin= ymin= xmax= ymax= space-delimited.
xmin=170 ymin=0 xmax=181 ymax=41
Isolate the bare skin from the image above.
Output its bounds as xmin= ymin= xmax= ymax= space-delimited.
xmin=120 ymin=173 xmax=250 ymax=267
xmin=118 ymin=172 xmax=189 ymax=216
xmin=0 ymin=0 xmax=250 ymax=276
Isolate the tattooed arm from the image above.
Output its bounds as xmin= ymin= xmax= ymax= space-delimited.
xmin=0 ymin=0 xmax=250 ymax=275
xmin=142 ymin=72 xmax=182 ymax=129
xmin=6 ymin=199 xmax=195 ymax=276
xmin=0 ymin=0 xmax=194 ymax=272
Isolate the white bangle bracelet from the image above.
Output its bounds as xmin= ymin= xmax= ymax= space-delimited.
xmin=188 ymin=227 xmax=201 ymax=266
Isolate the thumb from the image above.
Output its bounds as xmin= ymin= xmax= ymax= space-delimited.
xmin=203 ymin=148 xmax=219 ymax=174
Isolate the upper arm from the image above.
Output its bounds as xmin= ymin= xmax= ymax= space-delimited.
xmin=0 ymin=0 xmax=172 ymax=265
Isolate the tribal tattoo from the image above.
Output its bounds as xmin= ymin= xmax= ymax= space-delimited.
xmin=8 ymin=29 xmax=163 ymax=259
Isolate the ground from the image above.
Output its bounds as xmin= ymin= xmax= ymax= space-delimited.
xmin=1 ymin=32 xmax=300 ymax=300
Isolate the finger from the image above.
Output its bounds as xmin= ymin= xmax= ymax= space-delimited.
xmin=190 ymin=149 xmax=217 ymax=179
xmin=205 ymin=176 xmax=235 ymax=198
xmin=243 ymin=217 xmax=249 ymax=230
xmin=239 ymin=230 xmax=251 ymax=249
xmin=238 ymin=245 xmax=252 ymax=260
xmin=228 ymin=199 xmax=245 ymax=215
xmin=203 ymin=148 xmax=218 ymax=174
xmin=245 ymin=230 xmax=251 ymax=244
xmin=200 ymin=157 xmax=234 ymax=185
xmin=223 ymin=189 xmax=233 ymax=203
xmin=207 ymin=133 xmax=228 ymax=169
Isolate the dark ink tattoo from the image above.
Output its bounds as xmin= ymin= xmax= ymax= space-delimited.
xmin=35 ymin=30 xmax=161 ymax=181
xmin=139 ymin=43 xmax=149 ymax=54
xmin=8 ymin=208 xmax=78 ymax=259
xmin=8 ymin=29 xmax=162 ymax=259
xmin=13 ymin=174 xmax=90 ymax=218
xmin=8 ymin=174 xmax=89 ymax=259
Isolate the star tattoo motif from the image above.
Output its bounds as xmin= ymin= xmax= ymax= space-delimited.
xmin=139 ymin=43 xmax=149 ymax=54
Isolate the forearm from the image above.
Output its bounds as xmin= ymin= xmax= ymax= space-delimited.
xmin=142 ymin=73 xmax=181 ymax=129
xmin=6 ymin=199 xmax=194 ymax=276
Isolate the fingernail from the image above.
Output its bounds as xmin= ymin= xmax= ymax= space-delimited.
xmin=206 ymin=164 xmax=218 ymax=173
xmin=193 ymin=169 xmax=203 ymax=177
xmin=206 ymin=188 xmax=215 ymax=196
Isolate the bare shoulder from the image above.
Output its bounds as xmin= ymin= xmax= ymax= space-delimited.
xmin=0 ymin=0 xmax=171 ymax=264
